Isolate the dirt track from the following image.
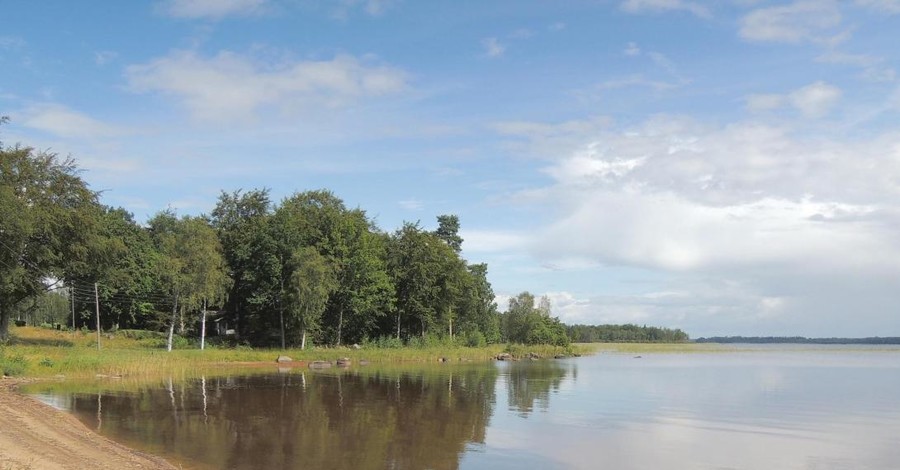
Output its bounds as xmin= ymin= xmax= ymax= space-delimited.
xmin=0 ymin=377 xmax=175 ymax=470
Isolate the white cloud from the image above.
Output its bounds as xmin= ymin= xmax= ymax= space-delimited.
xmin=21 ymin=104 xmax=124 ymax=139
xmin=481 ymin=38 xmax=505 ymax=58
xmin=160 ymin=0 xmax=267 ymax=19
xmin=481 ymin=113 xmax=900 ymax=334
xmin=461 ymin=230 xmax=529 ymax=253
xmin=745 ymin=81 xmax=841 ymax=118
xmin=125 ymin=50 xmax=409 ymax=122
xmin=398 ymin=199 xmax=424 ymax=211
xmin=788 ymin=81 xmax=841 ymax=117
xmin=855 ymin=0 xmax=900 ymax=14
xmin=490 ymin=112 xmax=900 ymax=278
xmin=816 ymin=52 xmax=896 ymax=83
xmin=620 ymin=0 xmax=711 ymax=18
xmin=739 ymin=1 xmax=844 ymax=44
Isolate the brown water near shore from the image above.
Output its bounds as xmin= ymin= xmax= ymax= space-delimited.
xmin=0 ymin=377 xmax=175 ymax=470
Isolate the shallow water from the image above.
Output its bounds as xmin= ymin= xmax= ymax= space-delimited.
xmin=30 ymin=347 xmax=900 ymax=469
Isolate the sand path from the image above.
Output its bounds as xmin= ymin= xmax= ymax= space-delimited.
xmin=0 ymin=377 xmax=175 ymax=470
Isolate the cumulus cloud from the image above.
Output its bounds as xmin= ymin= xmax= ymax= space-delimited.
xmin=159 ymin=0 xmax=267 ymax=19
xmin=620 ymin=0 xmax=711 ymax=18
xmin=484 ymin=112 xmax=900 ymax=335
xmin=739 ymin=1 xmax=844 ymax=44
xmin=125 ymin=50 xmax=409 ymax=122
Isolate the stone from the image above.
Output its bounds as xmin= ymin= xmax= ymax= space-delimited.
xmin=276 ymin=355 xmax=293 ymax=363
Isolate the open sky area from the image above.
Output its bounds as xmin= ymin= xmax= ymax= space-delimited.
xmin=2 ymin=0 xmax=899 ymax=337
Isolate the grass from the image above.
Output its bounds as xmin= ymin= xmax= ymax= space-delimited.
xmin=2 ymin=327 xmax=596 ymax=379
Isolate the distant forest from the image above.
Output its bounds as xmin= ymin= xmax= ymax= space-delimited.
xmin=695 ymin=336 xmax=900 ymax=345
xmin=566 ymin=324 xmax=690 ymax=343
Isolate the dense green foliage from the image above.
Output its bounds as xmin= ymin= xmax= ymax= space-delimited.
xmin=567 ymin=324 xmax=690 ymax=343
xmin=500 ymin=292 xmax=569 ymax=346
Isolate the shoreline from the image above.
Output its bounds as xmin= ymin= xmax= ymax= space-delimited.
xmin=0 ymin=377 xmax=175 ymax=470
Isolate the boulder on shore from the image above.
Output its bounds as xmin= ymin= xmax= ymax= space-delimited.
xmin=276 ymin=355 xmax=293 ymax=363
xmin=309 ymin=360 xmax=332 ymax=369
xmin=496 ymin=353 xmax=512 ymax=361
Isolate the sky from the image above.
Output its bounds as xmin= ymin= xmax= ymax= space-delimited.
xmin=2 ymin=0 xmax=900 ymax=337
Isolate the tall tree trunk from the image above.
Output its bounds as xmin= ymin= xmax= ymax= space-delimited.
xmin=336 ymin=306 xmax=343 ymax=346
xmin=0 ymin=307 xmax=9 ymax=343
xmin=448 ymin=306 xmax=453 ymax=339
xmin=200 ymin=298 xmax=207 ymax=351
xmin=301 ymin=304 xmax=309 ymax=350
xmin=167 ymin=294 xmax=178 ymax=352
xmin=279 ymin=273 xmax=285 ymax=350
xmin=94 ymin=283 xmax=101 ymax=351
xmin=178 ymin=304 xmax=185 ymax=335
xmin=396 ymin=311 xmax=401 ymax=340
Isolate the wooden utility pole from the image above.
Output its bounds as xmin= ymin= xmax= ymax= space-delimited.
xmin=94 ymin=282 xmax=101 ymax=350
xmin=70 ymin=286 xmax=76 ymax=338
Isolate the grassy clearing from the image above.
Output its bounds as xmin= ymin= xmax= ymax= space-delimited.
xmin=2 ymin=327 xmax=597 ymax=379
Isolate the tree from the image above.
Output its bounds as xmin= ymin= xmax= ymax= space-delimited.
xmin=457 ymin=263 xmax=501 ymax=344
xmin=179 ymin=217 xmax=230 ymax=350
xmin=211 ymin=189 xmax=278 ymax=343
xmin=387 ymin=222 xmax=463 ymax=340
xmin=272 ymin=190 xmax=394 ymax=346
xmin=435 ymin=215 xmax=463 ymax=254
xmin=0 ymin=145 xmax=102 ymax=342
xmin=502 ymin=292 xmax=568 ymax=346
xmin=285 ymin=246 xmax=336 ymax=349
xmin=148 ymin=212 xmax=229 ymax=351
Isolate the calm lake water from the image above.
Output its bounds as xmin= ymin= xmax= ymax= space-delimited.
xmin=29 ymin=346 xmax=900 ymax=469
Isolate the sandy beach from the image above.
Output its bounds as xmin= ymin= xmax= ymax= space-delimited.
xmin=0 ymin=377 xmax=175 ymax=470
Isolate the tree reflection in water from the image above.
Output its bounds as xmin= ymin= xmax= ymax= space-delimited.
xmin=501 ymin=360 xmax=574 ymax=417
xmin=67 ymin=365 xmax=509 ymax=470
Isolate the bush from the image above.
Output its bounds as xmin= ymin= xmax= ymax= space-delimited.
xmin=0 ymin=349 xmax=28 ymax=376
xmin=464 ymin=331 xmax=486 ymax=347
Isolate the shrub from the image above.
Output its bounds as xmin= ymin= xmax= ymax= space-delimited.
xmin=464 ymin=331 xmax=486 ymax=348
xmin=0 ymin=349 xmax=28 ymax=376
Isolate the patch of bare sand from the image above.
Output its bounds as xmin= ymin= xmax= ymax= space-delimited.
xmin=0 ymin=377 xmax=175 ymax=470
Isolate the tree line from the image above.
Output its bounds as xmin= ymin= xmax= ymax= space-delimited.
xmin=1 ymin=133 xmax=584 ymax=348
xmin=566 ymin=324 xmax=690 ymax=343
xmin=694 ymin=336 xmax=900 ymax=344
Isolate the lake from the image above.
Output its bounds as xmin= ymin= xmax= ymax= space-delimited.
xmin=29 ymin=346 xmax=900 ymax=469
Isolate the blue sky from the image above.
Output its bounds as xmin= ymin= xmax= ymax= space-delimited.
xmin=3 ymin=0 xmax=900 ymax=337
